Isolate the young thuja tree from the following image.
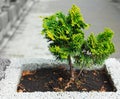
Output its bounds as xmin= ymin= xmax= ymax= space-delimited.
xmin=42 ymin=5 xmax=89 ymax=79
xmin=41 ymin=5 xmax=115 ymax=80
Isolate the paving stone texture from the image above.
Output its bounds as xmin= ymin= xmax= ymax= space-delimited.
xmin=0 ymin=0 xmax=120 ymax=58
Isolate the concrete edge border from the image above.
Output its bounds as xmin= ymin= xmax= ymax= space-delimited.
xmin=0 ymin=58 xmax=120 ymax=99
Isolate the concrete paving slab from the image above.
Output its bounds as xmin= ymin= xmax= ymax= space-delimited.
xmin=2 ymin=5 xmax=17 ymax=27
xmin=0 ymin=11 xmax=9 ymax=39
xmin=13 ymin=0 xmax=22 ymax=17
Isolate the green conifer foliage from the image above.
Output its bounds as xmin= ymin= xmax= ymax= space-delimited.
xmin=75 ymin=28 xmax=115 ymax=69
xmin=41 ymin=5 xmax=115 ymax=78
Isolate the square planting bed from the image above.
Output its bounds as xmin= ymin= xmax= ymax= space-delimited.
xmin=0 ymin=58 xmax=120 ymax=99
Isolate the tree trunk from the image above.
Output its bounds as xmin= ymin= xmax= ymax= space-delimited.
xmin=68 ymin=55 xmax=74 ymax=80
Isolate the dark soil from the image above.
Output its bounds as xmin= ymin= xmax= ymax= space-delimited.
xmin=17 ymin=66 xmax=116 ymax=92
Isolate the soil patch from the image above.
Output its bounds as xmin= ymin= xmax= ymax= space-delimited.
xmin=17 ymin=66 xmax=116 ymax=92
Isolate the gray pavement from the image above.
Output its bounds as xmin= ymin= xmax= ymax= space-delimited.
xmin=0 ymin=0 xmax=120 ymax=58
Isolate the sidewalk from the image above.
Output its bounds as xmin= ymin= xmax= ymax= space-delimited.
xmin=0 ymin=0 xmax=120 ymax=58
xmin=0 ymin=1 xmax=54 ymax=59
xmin=0 ymin=12 xmax=53 ymax=59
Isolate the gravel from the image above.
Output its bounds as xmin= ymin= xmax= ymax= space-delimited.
xmin=0 ymin=58 xmax=120 ymax=99
xmin=0 ymin=58 xmax=10 ymax=80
